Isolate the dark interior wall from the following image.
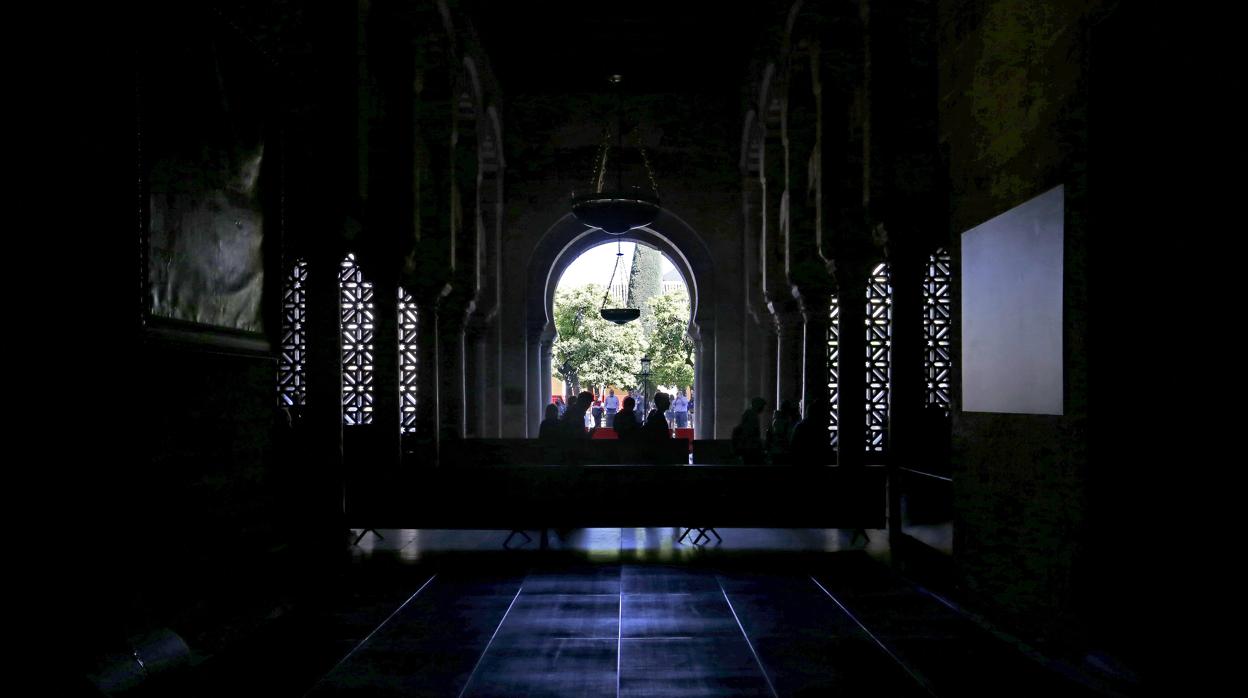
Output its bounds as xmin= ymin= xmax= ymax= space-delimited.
xmin=136 ymin=1 xmax=286 ymax=561
xmin=1082 ymin=1 xmax=1193 ymax=677
xmin=65 ymin=2 xmax=346 ymax=663
xmin=502 ymin=89 xmax=744 ymax=255
xmin=140 ymin=346 xmax=278 ymax=548
xmin=130 ymin=344 xmax=293 ymax=619
xmin=939 ymin=0 xmax=1102 ymax=648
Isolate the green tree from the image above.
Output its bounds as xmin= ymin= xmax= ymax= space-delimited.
xmin=552 ymin=284 xmax=645 ymax=392
xmin=644 ymin=291 xmax=695 ymax=391
xmin=627 ymin=244 xmax=663 ymax=336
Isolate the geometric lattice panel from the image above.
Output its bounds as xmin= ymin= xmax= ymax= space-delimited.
xmin=924 ymin=248 xmax=952 ymax=414
xmin=340 ymin=254 xmax=374 ymax=426
xmin=277 ymin=259 xmax=307 ymax=408
xmin=828 ymin=294 xmax=840 ymax=447
xmin=398 ymin=287 xmax=418 ymax=434
xmin=865 ymin=262 xmax=892 ymax=452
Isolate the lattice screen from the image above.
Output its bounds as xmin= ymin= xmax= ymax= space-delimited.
xmin=277 ymin=259 xmax=307 ymax=407
xmin=828 ymin=295 xmax=840 ymax=447
xmin=340 ymin=254 xmax=375 ymax=425
xmin=398 ymin=287 xmax=418 ymax=433
xmin=865 ymin=263 xmax=892 ymax=452
xmin=924 ymin=249 xmax=952 ymax=413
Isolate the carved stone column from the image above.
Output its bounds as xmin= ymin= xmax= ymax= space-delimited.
xmin=763 ymin=325 xmax=779 ymax=417
xmin=464 ymin=319 xmax=488 ymax=438
xmin=369 ymin=278 xmax=400 ymax=459
xmin=535 ymin=327 xmax=554 ymax=437
xmin=304 ymin=251 xmax=345 ymax=515
xmin=412 ymin=297 xmax=439 ymax=464
xmin=437 ymin=300 xmax=467 ymax=448
xmin=887 ymin=250 xmax=925 ymax=464
xmin=772 ymin=300 xmax=805 ymax=411
xmin=800 ymin=290 xmax=833 ymax=431
xmin=696 ymin=325 xmax=717 ymax=437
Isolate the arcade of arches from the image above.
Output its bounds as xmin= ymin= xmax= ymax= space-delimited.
xmin=70 ymin=0 xmax=1191 ymax=694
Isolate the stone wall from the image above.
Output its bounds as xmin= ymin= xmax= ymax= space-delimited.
xmin=939 ymin=0 xmax=1102 ymax=650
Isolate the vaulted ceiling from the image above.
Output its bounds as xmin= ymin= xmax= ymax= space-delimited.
xmin=464 ymin=0 xmax=777 ymax=96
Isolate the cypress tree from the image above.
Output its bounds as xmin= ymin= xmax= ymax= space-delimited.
xmin=627 ymin=244 xmax=663 ymax=336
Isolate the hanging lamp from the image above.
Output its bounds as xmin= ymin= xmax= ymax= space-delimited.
xmin=599 ymin=239 xmax=641 ymax=324
xmin=571 ymin=74 xmax=661 ymax=235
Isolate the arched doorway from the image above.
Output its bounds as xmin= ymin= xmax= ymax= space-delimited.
xmin=548 ymin=240 xmax=695 ymax=427
xmin=526 ymin=210 xmax=717 ymax=437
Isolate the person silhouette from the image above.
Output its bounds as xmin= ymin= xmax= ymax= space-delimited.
xmin=643 ymin=392 xmax=672 ymax=438
xmin=790 ymin=396 xmax=830 ymax=465
xmin=768 ymin=399 xmax=801 ymax=465
xmin=591 ymin=393 xmax=604 ymax=428
xmin=732 ymin=397 xmax=767 ymax=465
xmin=614 ymin=396 xmax=639 ymax=441
xmin=641 ymin=392 xmax=674 ymax=463
xmin=560 ymin=391 xmax=594 ymax=439
xmin=538 ymin=402 xmax=561 ymax=440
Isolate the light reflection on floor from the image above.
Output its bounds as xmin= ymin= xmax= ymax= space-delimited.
xmin=901 ymin=522 xmax=953 ymax=554
xmin=349 ymin=527 xmax=891 ymax=563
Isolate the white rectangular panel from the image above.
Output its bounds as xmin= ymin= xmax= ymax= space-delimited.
xmin=961 ymin=185 xmax=1064 ymax=415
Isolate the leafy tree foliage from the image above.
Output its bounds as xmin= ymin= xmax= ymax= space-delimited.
xmin=552 ymin=284 xmax=644 ymax=392
xmin=644 ymin=291 xmax=695 ymax=391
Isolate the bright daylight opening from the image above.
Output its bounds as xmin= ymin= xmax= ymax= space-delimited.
xmin=551 ymin=241 xmax=695 ymax=433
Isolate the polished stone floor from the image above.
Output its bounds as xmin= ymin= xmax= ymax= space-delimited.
xmin=182 ymin=529 xmax=1104 ymax=697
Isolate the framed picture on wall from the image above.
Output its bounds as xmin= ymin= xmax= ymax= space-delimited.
xmin=137 ymin=5 xmax=282 ymax=354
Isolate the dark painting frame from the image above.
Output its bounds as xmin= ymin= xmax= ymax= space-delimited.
xmin=137 ymin=4 xmax=283 ymax=356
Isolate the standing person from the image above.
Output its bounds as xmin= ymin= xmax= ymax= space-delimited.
xmin=591 ymin=393 xmax=604 ymax=428
xmin=562 ymin=391 xmax=594 ymax=439
xmin=641 ymin=392 xmax=675 ymax=464
xmin=604 ymin=389 xmax=620 ymax=427
xmin=671 ymin=392 xmax=690 ymax=429
xmin=625 ymin=390 xmax=642 ymax=424
xmin=732 ymin=397 xmax=767 ymax=465
xmin=790 ymin=396 xmax=829 ymax=465
xmin=538 ymin=403 xmax=562 ymax=440
xmin=614 ymin=396 xmax=639 ymax=440
xmin=767 ymin=399 xmax=800 ymax=465
xmin=643 ymin=392 xmax=672 ymax=438
xmin=554 ymin=395 xmax=566 ymax=418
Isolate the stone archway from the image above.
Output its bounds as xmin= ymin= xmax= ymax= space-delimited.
xmin=525 ymin=209 xmax=717 ymax=436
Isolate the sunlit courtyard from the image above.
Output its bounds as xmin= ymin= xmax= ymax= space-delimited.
xmin=551 ymin=241 xmax=696 ymax=431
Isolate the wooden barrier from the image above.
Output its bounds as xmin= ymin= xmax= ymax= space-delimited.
xmin=452 ymin=438 xmax=689 ymax=467
xmin=692 ymin=439 xmax=736 ymax=464
xmin=347 ymin=462 xmax=887 ymax=530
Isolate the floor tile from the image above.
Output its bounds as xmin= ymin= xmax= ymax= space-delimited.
xmin=621 ymin=592 xmax=739 ymax=638
xmin=622 ymin=565 xmax=721 ymax=594
xmin=522 ymin=568 xmax=622 ymax=595
xmin=462 ymin=638 xmax=617 ymax=698
xmin=618 ymin=637 xmax=772 ymax=697
xmin=492 ymin=593 xmax=620 ymax=644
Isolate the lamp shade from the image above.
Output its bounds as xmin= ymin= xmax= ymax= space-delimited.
xmin=600 ymin=308 xmax=641 ymax=324
xmin=640 ymin=355 xmax=651 ymax=375
xmin=571 ymin=189 xmax=660 ymax=235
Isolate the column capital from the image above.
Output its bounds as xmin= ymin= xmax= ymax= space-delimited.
xmin=767 ymin=297 xmax=803 ymax=324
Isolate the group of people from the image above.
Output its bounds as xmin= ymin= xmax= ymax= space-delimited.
xmin=543 ymin=391 xmax=838 ymax=465
xmin=540 ymin=390 xmax=681 ymax=445
xmin=732 ymin=396 xmax=828 ymax=465
xmin=551 ymin=388 xmax=693 ymax=431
